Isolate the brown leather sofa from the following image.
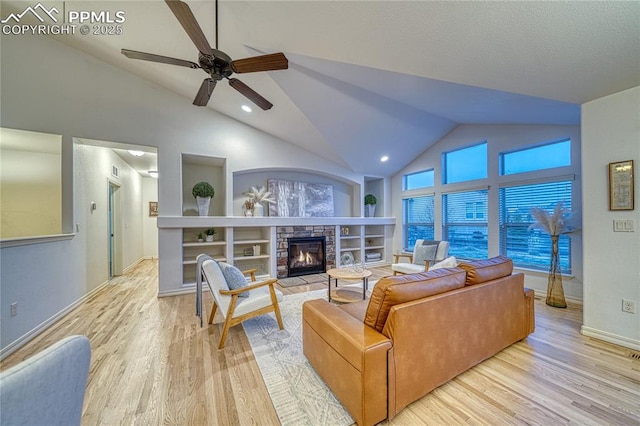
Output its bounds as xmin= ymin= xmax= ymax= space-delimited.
xmin=302 ymin=256 xmax=535 ymax=426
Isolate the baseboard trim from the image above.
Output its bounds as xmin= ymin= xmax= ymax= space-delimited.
xmin=531 ymin=289 xmax=582 ymax=304
xmin=0 ymin=279 xmax=111 ymax=361
xmin=581 ymin=326 xmax=640 ymax=351
xmin=122 ymin=257 xmax=146 ymax=274
xmin=157 ymin=286 xmax=195 ymax=298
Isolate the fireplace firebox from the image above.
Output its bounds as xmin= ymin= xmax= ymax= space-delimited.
xmin=287 ymin=236 xmax=326 ymax=277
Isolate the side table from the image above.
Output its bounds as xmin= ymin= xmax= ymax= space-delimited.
xmin=326 ymin=267 xmax=372 ymax=303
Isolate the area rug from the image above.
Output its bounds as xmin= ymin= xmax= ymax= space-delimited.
xmin=277 ymin=273 xmax=329 ymax=288
xmin=242 ymin=290 xmax=353 ymax=426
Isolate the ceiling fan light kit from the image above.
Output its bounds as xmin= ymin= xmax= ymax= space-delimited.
xmin=121 ymin=0 xmax=288 ymax=110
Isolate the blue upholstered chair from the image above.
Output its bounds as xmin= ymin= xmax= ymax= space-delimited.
xmin=0 ymin=335 xmax=91 ymax=426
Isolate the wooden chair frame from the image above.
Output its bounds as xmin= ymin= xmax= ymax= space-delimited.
xmin=207 ymin=268 xmax=284 ymax=349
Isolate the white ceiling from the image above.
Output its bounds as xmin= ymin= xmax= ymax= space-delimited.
xmin=3 ymin=1 xmax=639 ymax=177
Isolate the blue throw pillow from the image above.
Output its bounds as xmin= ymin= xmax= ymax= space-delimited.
xmin=218 ymin=262 xmax=249 ymax=297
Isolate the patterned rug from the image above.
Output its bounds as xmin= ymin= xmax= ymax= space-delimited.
xmin=242 ymin=290 xmax=354 ymax=426
xmin=277 ymin=273 xmax=329 ymax=288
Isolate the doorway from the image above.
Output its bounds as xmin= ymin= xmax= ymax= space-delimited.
xmin=108 ymin=181 xmax=123 ymax=278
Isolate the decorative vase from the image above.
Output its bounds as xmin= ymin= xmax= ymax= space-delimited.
xmin=206 ymin=235 xmax=214 ymax=242
xmin=245 ymin=210 xmax=253 ymax=217
xmin=546 ymin=235 xmax=567 ymax=308
xmin=196 ymin=196 xmax=211 ymax=216
xmin=365 ymin=204 xmax=376 ymax=217
xmin=253 ymin=203 xmax=264 ymax=217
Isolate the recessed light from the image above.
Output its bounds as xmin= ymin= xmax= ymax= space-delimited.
xmin=148 ymin=171 xmax=158 ymax=178
xmin=128 ymin=150 xmax=145 ymax=157
xmin=241 ymin=105 xmax=252 ymax=113
xmin=380 ymin=155 xmax=389 ymax=162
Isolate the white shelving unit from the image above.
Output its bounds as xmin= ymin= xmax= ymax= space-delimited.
xmin=232 ymin=227 xmax=271 ymax=276
xmin=364 ymin=225 xmax=385 ymax=265
xmin=338 ymin=225 xmax=363 ymax=266
xmin=161 ymin=217 xmax=395 ymax=286
xmin=182 ymin=228 xmax=227 ymax=284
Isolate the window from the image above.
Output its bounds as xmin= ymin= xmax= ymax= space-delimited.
xmin=499 ymin=181 xmax=572 ymax=272
xmin=500 ymin=139 xmax=571 ymax=175
xmin=443 ymin=142 xmax=487 ymax=184
xmin=403 ymin=195 xmax=434 ymax=250
xmin=403 ymin=169 xmax=434 ymax=190
xmin=442 ymin=190 xmax=488 ymax=259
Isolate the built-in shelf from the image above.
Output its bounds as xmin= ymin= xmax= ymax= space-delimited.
xmin=234 ymin=254 xmax=270 ymax=261
xmin=234 ymin=239 xmax=270 ymax=245
xmin=183 ymin=241 xmax=226 ymax=247
xmin=172 ymin=217 xmax=395 ymax=285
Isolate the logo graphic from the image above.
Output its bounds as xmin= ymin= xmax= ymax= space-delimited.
xmin=1 ymin=3 xmax=59 ymax=24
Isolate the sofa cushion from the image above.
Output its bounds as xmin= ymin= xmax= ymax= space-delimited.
xmin=218 ymin=262 xmax=249 ymax=297
xmin=364 ymin=268 xmax=466 ymax=333
xmin=414 ymin=244 xmax=437 ymax=265
xmin=457 ymin=256 xmax=513 ymax=286
xmin=429 ymin=256 xmax=457 ymax=270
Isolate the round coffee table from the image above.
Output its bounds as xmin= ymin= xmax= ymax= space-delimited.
xmin=326 ymin=267 xmax=372 ymax=303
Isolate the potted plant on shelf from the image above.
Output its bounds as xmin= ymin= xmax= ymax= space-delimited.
xmin=197 ymin=232 xmax=204 ymax=243
xmin=243 ymin=199 xmax=255 ymax=217
xmin=192 ymin=181 xmax=215 ymax=216
xmin=244 ymin=186 xmax=276 ymax=217
xmin=204 ymin=228 xmax=216 ymax=242
xmin=364 ymin=194 xmax=377 ymax=217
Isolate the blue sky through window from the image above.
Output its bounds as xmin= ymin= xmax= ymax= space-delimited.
xmin=444 ymin=142 xmax=487 ymax=183
xmin=501 ymin=140 xmax=571 ymax=175
xmin=404 ymin=169 xmax=434 ymax=190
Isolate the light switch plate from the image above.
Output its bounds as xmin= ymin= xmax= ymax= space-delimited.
xmin=613 ymin=219 xmax=635 ymax=232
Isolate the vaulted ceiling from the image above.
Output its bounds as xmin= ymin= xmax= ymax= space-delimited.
xmin=2 ymin=1 xmax=639 ymax=176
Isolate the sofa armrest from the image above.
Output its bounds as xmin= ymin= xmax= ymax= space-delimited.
xmin=303 ymin=299 xmax=391 ymax=369
xmin=303 ymin=299 xmax=391 ymax=426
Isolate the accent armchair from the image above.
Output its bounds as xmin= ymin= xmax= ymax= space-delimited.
xmin=0 ymin=335 xmax=91 ymax=426
xmin=200 ymin=256 xmax=284 ymax=349
xmin=391 ymin=240 xmax=450 ymax=275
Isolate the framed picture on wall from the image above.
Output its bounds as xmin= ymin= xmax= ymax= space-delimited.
xmin=608 ymin=160 xmax=634 ymax=210
xmin=149 ymin=201 xmax=159 ymax=217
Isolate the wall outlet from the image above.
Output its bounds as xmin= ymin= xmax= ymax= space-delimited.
xmin=10 ymin=302 xmax=17 ymax=317
xmin=622 ymin=299 xmax=636 ymax=314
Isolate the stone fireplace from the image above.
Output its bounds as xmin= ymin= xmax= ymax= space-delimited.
xmin=287 ymin=236 xmax=326 ymax=277
xmin=276 ymin=226 xmax=335 ymax=278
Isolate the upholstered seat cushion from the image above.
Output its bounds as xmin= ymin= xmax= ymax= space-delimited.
xmin=364 ymin=268 xmax=467 ymax=333
xmin=230 ymin=285 xmax=284 ymax=318
xmin=390 ymin=263 xmax=426 ymax=275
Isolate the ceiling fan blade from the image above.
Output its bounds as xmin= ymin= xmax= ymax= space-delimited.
xmin=165 ymin=0 xmax=214 ymax=56
xmin=230 ymin=52 xmax=289 ymax=74
xmin=193 ymin=78 xmax=217 ymax=106
xmin=121 ymin=49 xmax=200 ymax=69
xmin=228 ymin=78 xmax=273 ymax=110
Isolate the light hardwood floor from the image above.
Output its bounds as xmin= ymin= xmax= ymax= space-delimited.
xmin=2 ymin=259 xmax=639 ymax=425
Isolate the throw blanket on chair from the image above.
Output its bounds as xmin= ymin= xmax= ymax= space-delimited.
xmin=196 ymin=254 xmax=216 ymax=327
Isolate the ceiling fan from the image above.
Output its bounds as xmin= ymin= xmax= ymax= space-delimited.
xmin=121 ymin=0 xmax=288 ymax=110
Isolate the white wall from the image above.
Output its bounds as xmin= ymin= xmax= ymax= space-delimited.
xmin=581 ymin=86 xmax=640 ymax=350
xmin=391 ymin=124 xmax=583 ymax=300
xmin=0 ymin=143 xmax=145 ymax=353
xmin=0 ymin=33 xmax=361 ymax=354
xmin=0 ymin=148 xmax=62 ymax=238
xmin=142 ymin=177 xmax=159 ymax=258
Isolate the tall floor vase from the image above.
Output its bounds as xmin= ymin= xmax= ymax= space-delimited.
xmin=546 ymin=235 xmax=567 ymax=308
